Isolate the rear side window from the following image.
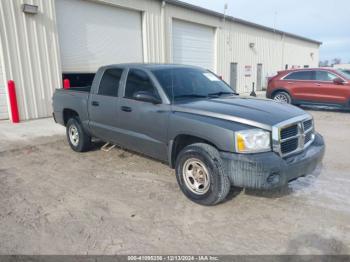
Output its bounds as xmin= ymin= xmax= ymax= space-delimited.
xmin=284 ymin=71 xmax=314 ymax=80
xmin=125 ymin=69 xmax=159 ymax=99
xmin=98 ymin=68 xmax=123 ymax=97
xmin=315 ymin=71 xmax=338 ymax=81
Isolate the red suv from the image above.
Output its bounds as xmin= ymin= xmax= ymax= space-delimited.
xmin=266 ymin=68 xmax=350 ymax=108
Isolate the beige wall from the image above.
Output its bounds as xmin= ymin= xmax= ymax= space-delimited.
xmin=0 ymin=0 xmax=320 ymax=120
xmin=0 ymin=43 xmax=9 ymax=120
xmin=0 ymin=0 xmax=61 ymax=121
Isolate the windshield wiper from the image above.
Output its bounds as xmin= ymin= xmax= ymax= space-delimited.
xmin=174 ymin=94 xmax=208 ymax=99
xmin=207 ymin=91 xmax=236 ymax=97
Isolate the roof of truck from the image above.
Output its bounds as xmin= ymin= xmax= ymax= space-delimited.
xmin=103 ymin=63 xmax=203 ymax=70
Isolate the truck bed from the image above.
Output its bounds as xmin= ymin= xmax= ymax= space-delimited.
xmin=52 ymin=87 xmax=91 ymax=126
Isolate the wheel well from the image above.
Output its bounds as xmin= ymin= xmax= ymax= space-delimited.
xmin=63 ymin=109 xmax=79 ymax=126
xmin=271 ymin=88 xmax=291 ymax=98
xmin=170 ymin=134 xmax=217 ymax=168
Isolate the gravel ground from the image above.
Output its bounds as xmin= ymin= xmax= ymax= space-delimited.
xmin=0 ymin=109 xmax=349 ymax=255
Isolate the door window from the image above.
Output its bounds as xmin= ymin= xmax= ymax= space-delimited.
xmin=125 ymin=69 xmax=159 ymax=99
xmin=284 ymin=71 xmax=314 ymax=80
xmin=315 ymin=71 xmax=338 ymax=82
xmin=98 ymin=68 xmax=123 ymax=97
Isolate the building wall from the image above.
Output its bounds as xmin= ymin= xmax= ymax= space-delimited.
xmin=0 ymin=0 xmax=62 ymax=121
xmin=333 ymin=64 xmax=350 ymax=69
xmin=0 ymin=0 xmax=320 ymax=120
xmin=0 ymin=44 xmax=9 ymax=120
xmin=217 ymin=22 xmax=320 ymax=93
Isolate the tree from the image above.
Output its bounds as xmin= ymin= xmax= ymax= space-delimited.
xmin=331 ymin=58 xmax=341 ymax=66
xmin=319 ymin=60 xmax=329 ymax=67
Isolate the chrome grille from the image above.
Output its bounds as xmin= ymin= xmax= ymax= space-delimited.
xmin=274 ymin=116 xmax=315 ymax=157
xmin=280 ymin=125 xmax=298 ymax=139
xmin=281 ymin=138 xmax=299 ymax=154
xmin=303 ymin=119 xmax=313 ymax=131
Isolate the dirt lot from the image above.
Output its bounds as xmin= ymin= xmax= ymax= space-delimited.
xmin=0 ymin=109 xmax=349 ymax=255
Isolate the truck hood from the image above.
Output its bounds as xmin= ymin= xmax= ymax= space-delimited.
xmin=173 ymin=96 xmax=308 ymax=128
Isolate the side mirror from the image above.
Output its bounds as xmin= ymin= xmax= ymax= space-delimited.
xmin=333 ymin=77 xmax=345 ymax=85
xmin=133 ymin=91 xmax=161 ymax=104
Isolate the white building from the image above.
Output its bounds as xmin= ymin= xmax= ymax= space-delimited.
xmin=0 ymin=0 xmax=321 ymax=121
xmin=333 ymin=64 xmax=350 ymax=69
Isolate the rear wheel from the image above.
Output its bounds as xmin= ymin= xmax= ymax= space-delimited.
xmin=66 ymin=117 xmax=91 ymax=152
xmin=273 ymin=91 xmax=292 ymax=104
xmin=175 ymin=143 xmax=231 ymax=206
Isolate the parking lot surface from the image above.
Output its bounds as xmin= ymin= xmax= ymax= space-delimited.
xmin=0 ymin=109 xmax=349 ymax=254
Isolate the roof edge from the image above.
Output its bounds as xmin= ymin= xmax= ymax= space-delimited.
xmin=164 ymin=0 xmax=322 ymax=45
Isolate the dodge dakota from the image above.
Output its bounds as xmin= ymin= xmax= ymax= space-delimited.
xmin=52 ymin=64 xmax=325 ymax=205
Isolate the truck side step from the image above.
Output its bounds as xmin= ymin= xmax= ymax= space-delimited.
xmin=101 ymin=142 xmax=116 ymax=152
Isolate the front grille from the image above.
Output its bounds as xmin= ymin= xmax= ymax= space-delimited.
xmin=278 ymin=118 xmax=315 ymax=157
xmin=281 ymin=125 xmax=298 ymax=139
xmin=303 ymin=119 xmax=313 ymax=131
xmin=281 ymin=138 xmax=298 ymax=154
xmin=305 ymin=131 xmax=313 ymax=144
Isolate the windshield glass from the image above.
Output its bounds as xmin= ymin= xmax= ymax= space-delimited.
xmin=337 ymin=69 xmax=350 ymax=79
xmin=152 ymin=67 xmax=235 ymax=101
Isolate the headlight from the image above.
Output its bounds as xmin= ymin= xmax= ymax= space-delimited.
xmin=235 ymin=129 xmax=271 ymax=153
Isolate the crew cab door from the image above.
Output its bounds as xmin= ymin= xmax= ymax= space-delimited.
xmin=117 ymin=68 xmax=169 ymax=161
xmin=88 ymin=68 xmax=124 ymax=141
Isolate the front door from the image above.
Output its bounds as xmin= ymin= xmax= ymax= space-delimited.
xmin=88 ymin=68 xmax=124 ymax=142
xmin=117 ymin=69 xmax=169 ymax=161
xmin=313 ymin=70 xmax=348 ymax=105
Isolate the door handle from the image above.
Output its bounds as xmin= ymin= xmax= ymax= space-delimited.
xmin=91 ymin=101 xmax=99 ymax=106
xmin=121 ymin=106 xmax=132 ymax=112
xmin=315 ymin=83 xmax=321 ymax=86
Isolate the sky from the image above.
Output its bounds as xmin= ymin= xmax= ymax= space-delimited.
xmin=182 ymin=0 xmax=350 ymax=64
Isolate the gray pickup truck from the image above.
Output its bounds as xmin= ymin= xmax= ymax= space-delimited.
xmin=53 ymin=64 xmax=325 ymax=205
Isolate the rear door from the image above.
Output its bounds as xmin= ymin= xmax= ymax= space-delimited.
xmin=313 ymin=70 xmax=348 ymax=105
xmin=282 ymin=71 xmax=315 ymax=101
xmin=117 ymin=68 xmax=169 ymax=161
xmin=88 ymin=68 xmax=124 ymax=141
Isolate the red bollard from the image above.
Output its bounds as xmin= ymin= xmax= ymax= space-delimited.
xmin=7 ymin=80 xmax=20 ymax=123
xmin=63 ymin=78 xmax=70 ymax=89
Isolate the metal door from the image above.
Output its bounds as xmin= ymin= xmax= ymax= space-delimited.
xmin=230 ymin=63 xmax=238 ymax=91
xmin=257 ymin=63 xmax=263 ymax=91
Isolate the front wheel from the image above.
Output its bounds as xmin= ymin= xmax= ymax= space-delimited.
xmin=273 ymin=91 xmax=292 ymax=104
xmin=66 ymin=117 xmax=91 ymax=152
xmin=175 ymin=143 xmax=231 ymax=206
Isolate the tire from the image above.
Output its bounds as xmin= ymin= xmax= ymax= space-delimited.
xmin=175 ymin=143 xmax=231 ymax=206
xmin=273 ymin=91 xmax=292 ymax=104
xmin=66 ymin=117 xmax=91 ymax=152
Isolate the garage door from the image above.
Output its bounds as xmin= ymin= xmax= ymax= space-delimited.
xmin=0 ymin=52 xmax=9 ymax=120
xmin=56 ymin=0 xmax=143 ymax=73
xmin=172 ymin=19 xmax=215 ymax=70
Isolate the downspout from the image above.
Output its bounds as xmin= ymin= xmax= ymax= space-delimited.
xmin=161 ymin=1 xmax=166 ymax=63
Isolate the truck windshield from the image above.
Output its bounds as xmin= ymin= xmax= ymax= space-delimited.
xmin=152 ymin=68 xmax=235 ymax=101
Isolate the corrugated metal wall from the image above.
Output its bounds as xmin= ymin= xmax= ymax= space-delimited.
xmin=217 ymin=22 xmax=320 ymax=93
xmin=0 ymin=0 xmax=61 ymax=121
xmin=0 ymin=0 xmax=320 ymax=121
xmin=0 ymin=45 xmax=9 ymax=120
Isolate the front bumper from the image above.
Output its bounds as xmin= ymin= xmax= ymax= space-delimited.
xmin=220 ymin=133 xmax=325 ymax=189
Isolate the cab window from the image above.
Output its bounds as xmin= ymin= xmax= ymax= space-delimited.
xmin=125 ymin=69 xmax=159 ymax=99
xmin=98 ymin=68 xmax=123 ymax=97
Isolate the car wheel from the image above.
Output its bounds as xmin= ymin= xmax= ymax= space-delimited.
xmin=273 ymin=91 xmax=292 ymax=104
xmin=66 ymin=117 xmax=91 ymax=152
xmin=175 ymin=143 xmax=231 ymax=206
